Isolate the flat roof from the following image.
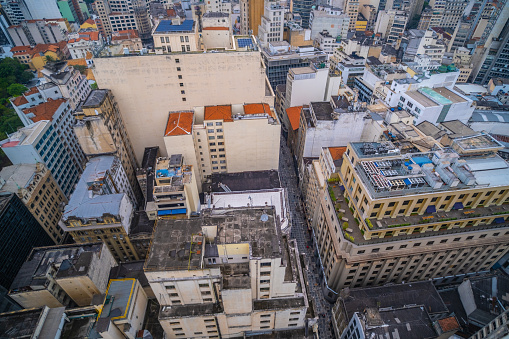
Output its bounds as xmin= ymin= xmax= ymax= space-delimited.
xmin=310 ymin=101 xmax=333 ymax=120
xmin=290 ymin=66 xmax=315 ymax=75
xmin=433 ymin=87 xmax=467 ymax=104
xmin=145 ymin=207 xmax=281 ymax=271
xmin=205 ymin=170 xmax=281 ymax=192
xmin=0 ymin=164 xmax=38 ymax=193
xmin=0 ymin=308 xmax=45 ymax=338
xmin=154 ymin=19 xmax=194 ymax=33
xmin=97 ymin=278 xmax=136 ymax=333
xmin=406 ymin=90 xmax=440 ymax=107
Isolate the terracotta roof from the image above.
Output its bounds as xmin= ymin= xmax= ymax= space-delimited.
xmin=112 ymin=29 xmax=139 ymax=40
xmin=203 ymin=27 xmax=229 ymax=30
xmin=165 ymin=111 xmax=194 ymax=136
xmin=1 ymin=141 xmax=20 ymax=148
xmin=244 ymin=103 xmax=271 ymax=115
xmin=67 ymin=58 xmax=87 ymax=67
xmin=437 ymin=317 xmax=460 ymax=332
xmin=12 ymin=96 xmax=28 ymax=106
xmin=286 ymin=106 xmax=302 ymax=131
xmin=69 ymin=31 xmax=100 ymax=43
xmin=22 ymin=98 xmax=66 ymax=122
xmin=83 ymin=18 xmax=96 ymax=25
xmin=85 ymin=51 xmax=93 ymax=59
xmin=24 ymin=86 xmax=39 ymax=96
xmin=328 ymin=147 xmax=347 ymax=161
xmin=204 ymin=105 xmax=233 ymax=122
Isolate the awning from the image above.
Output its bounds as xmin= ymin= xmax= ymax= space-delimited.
xmin=494 ymin=217 xmax=505 ymax=224
xmin=426 ymin=205 xmax=436 ymax=214
xmin=452 ymin=202 xmax=464 ymax=210
xmin=158 ymin=208 xmax=187 ymax=216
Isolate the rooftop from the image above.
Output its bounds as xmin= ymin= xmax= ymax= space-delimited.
xmin=96 ymin=279 xmax=136 ymax=333
xmin=310 ymin=101 xmax=334 ymax=120
xmin=160 ymin=302 xmax=223 ymax=318
xmin=253 ymin=296 xmax=305 ymax=310
xmin=10 ymin=243 xmax=104 ymax=292
xmin=205 ymin=170 xmax=281 ymax=192
xmin=0 ymin=308 xmax=49 ymax=338
xmin=22 ymin=98 xmax=67 ymax=122
xmin=0 ymin=163 xmax=40 ymax=193
xmin=82 ymin=89 xmax=108 ymax=108
xmin=204 ymin=105 xmax=233 ymax=122
xmin=405 ymin=90 xmax=440 ymax=107
xmin=154 ymin=19 xmax=194 ymax=33
xmin=145 ymin=207 xmax=281 ymax=271
xmin=286 ymin=106 xmax=302 ymax=131
xmin=243 ymin=103 xmax=271 ymax=116
xmin=165 ymin=111 xmax=193 ymax=136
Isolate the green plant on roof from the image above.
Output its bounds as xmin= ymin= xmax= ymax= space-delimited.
xmin=342 ymin=222 xmax=348 ymax=230
xmin=366 ymin=219 xmax=373 ymax=229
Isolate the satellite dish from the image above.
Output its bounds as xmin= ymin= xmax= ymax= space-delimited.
xmin=260 ymin=214 xmax=269 ymax=222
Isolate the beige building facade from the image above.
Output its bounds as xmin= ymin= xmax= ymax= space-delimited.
xmin=93 ymin=52 xmax=274 ymax=161
xmin=0 ymin=163 xmax=67 ymax=244
xmin=307 ymin=133 xmax=509 ymax=301
xmin=152 ymin=18 xmax=199 ymax=53
xmin=144 ymin=207 xmax=310 ymax=338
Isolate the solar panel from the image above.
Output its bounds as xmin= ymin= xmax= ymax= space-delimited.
xmin=237 ymin=38 xmax=253 ymax=48
xmin=155 ymin=20 xmax=194 ymax=32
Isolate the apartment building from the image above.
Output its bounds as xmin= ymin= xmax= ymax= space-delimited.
xmin=144 ymin=207 xmax=310 ymax=338
xmin=60 ymin=156 xmax=140 ymax=262
xmin=145 ymin=154 xmax=200 ymax=218
xmin=202 ymin=12 xmax=231 ymax=49
xmin=205 ymin=0 xmax=232 ymax=14
xmin=67 ymin=31 xmax=103 ymax=59
xmin=1 ymin=118 xmax=84 ymax=197
xmin=0 ymin=0 xmax=62 ymax=25
xmin=93 ymin=47 xmax=273 ymax=159
xmin=92 ymin=0 xmax=112 ymax=38
xmin=9 ymin=243 xmax=116 ymax=308
xmin=8 ymin=19 xmax=68 ymax=46
xmin=437 ymin=0 xmax=469 ymax=29
xmin=0 ymin=193 xmax=53 ymax=290
xmin=309 ymin=133 xmax=509 ymax=300
xmin=74 ymin=89 xmax=142 ymax=205
xmin=152 ymin=18 xmax=198 ymax=52
xmin=41 ymin=61 xmax=91 ymax=110
xmin=309 ymin=6 xmax=349 ymax=40
xmin=257 ymin=3 xmax=284 ymax=47
xmin=292 ymin=0 xmax=313 ymax=28
xmin=344 ymin=0 xmax=359 ymax=31
xmin=163 ymin=103 xmax=280 ymax=184
xmin=0 ymin=163 xmax=67 ymax=244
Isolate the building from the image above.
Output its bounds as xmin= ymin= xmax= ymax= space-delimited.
xmin=1 ymin=119 xmax=84 ymax=197
xmin=8 ymin=18 xmax=68 ymax=46
xmin=60 ymin=156 xmax=140 ymax=262
xmin=314 ymin=30 xmax=341 ymax=57
xmin=0 ymin=0 xmax=62 ymax=25
xmin=0 ymin=163 xmax=67 ymax=244
xmin=292 ymin=0 xmax=313 ymax=28
xmin=336 ymin=53 xmax=366 ymax=87
xmin=438 ymin=0 xmax=469 ymax=29
xmin=145 ymin=154 xmax=200 ymax=218
xmin=107 ymin=0 xmax=151 ymax=40
xmin=93 ymin=49 xmax=274 ymax=160
xmin=91 ymin=0 xmax=112 ymax=38
xmin=95 ymin=278 xmax=148 ymax=339
xmin=152 ymin=18 xmax=198 ymax=53
xmin=309 ymin=133 xmax=509 ymax=300
xmin=344 ymin=0 xmax=359 ymax=31
xmin=470 ymin=309 xmax=509 ymax=339
xmin=144 ymin=207 xmax=310 ymax=338
xmin=67 ymin=30 xmax=103 ymax=59
xmin=41 ymin=61 xmax=91 ymax=110
xmin=375 ymin=10 xmax=408 ymax=43
xmin=309 ymin=6 xmax=349 ymax=41
xmin=332 ymin=282 xmax=449 ymax=339
xmin=202 ymin=12 xmax=231 ymax=49
xmin=0 ymin=193 xmax=53 ymax=290
xmin=110 ymin=29 xmax=142 ymax=51
xmin=9 ymin=243 xmax=116 ymax=308
xmin=74 ymin=89 xmax=142 ymax=205
xmin=0 ymin=307 xmax=66 ymax=338
xmin=239 ymin=0 xmax=263 ymax=35
xmin=11 ymin=41 xmax=69 ymax=70
xmin=257 ymin=3 xmax=284 ymax=47
xmin=261 ymin=42 xmax=328 ymax=90
xmin=205 ymin=0 xmax=232 ymax=14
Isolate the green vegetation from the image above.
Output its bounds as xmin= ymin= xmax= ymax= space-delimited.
xmin=328 ymin=186 xmax=336 ymax=202
xmin=345 ymin=197 xmax=349 ymax=204
xmin=342 ymin=222 xmax=348 ymax=230
xmin=337 ymin=212 xmax=344 ymax=220
xmin=73 ymin=64 xmax=87 ymax=74
xmin=388 ymin=223 xmax=411 ymax=228
xmin=0 ymin=58 xmax=34 ymax=141
xmin=354 ymin=218 xmax=359 ymax=225
xmin=366 ymin=219 xmax=373 ymax=229
xmin=327 ymin=178 xmax=338 ymax=183
xmin=349 ymin=207 xmax=354 ymax=214
xmin=493 ymin=211 xmax=509 ymax=215
xmin=344 ymin=232 xmax=355 ymax=242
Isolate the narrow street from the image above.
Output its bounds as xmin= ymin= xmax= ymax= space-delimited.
xmin=279 ymin=135 xmax=334 ymax=339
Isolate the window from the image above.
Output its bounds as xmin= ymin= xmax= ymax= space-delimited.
xmin=180 ymin=36 xmax=184 ymax=42
xmin=260 ymin=262 xmax=271 ymax=267
xmin=177 ymin=67 xmax=181 ymax=71
xmin=181 ymin=90 xmax=185 ymax=94
xmin=178 ymin=75 xmax=183 ymax=79
xmin=175 ymin=58 xmax=180 ymax=63
xmin=160 ymin=37 xmax=164 ymax=43
xmin=179 ymin=83 xmax=184 ymax=87
xmin=182 ymin=97 xmax=186 ymax=102
xmin=372 ymin=248 xmax=379 ymax=253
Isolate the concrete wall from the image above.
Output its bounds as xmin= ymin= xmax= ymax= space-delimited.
xmin=10 ymin=289 xmax=63 ymax=309
xmin=94 ymin=52 xmax=273 ymax=161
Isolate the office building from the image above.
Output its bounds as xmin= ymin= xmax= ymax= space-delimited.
xmin=437 ymin=0 xmax=469 ymax=29
xmin=261 ymin=42 xmax=327 ymax=89
xmin=336 ymin=53 xmax=366 ymax=87
xmin=163 ymin=103 xmax=280 ymax=184
xmin=91 ymin=0 xmax=112 ymax=38
xmin=1 ymin=118 xmax=84 ymax=197
xmin=0 ymin=163 xmax=67 ymax=244
xmin=0 ymin=0 xmax=62 ymax=25
xmin=332 ymin=282 xmax=450 ymax=339
xmin=239 ymin=0 xmax=264 ymax=35
xmin=74 ymin=89 xmax=142 ymax=205
xmin=95 ymin=278 xmax=148 ymax=339
xmin=0 ymin=193 xmax=53 ymax=290
xmin=374 ymin=10 xmax=408 ymax=43
xmin=257 ymin=3 xmax=284 ymax=46
xmin=343 ymin=0 xmax=359 ymax=31
xmin=308 ymin=132 xmax=509 ymax=300
xmin=93 ymin=49 xmax=274 ymax=159
xmin=144 ymin=207 xmax=310 ymax=338
xmin=41 ymin=61 xmax=91 ymax=110
xmin=60 ymin=156 xmax=140 ymax=262
xmin=107 ymin=0 xmax=151 ymax=40
xmin=9 ymin=243 xmax=116 ymax=308
xmin=152 ymin=18 xmax=198 ymax=53
xmin=8 ymin=18 xmax=68 ymax=46
xmin=309 ymin=7 xmax=349 ymax=41
xmin=293 ymin=0 xmax=314 ymax=28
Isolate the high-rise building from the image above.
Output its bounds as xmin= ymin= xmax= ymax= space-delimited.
xmin=437 ymin=0 xmax=469 ymax=29
xmin=60 ymin=156 xmax=143 ymax=262
xmin=144 ymin=207 xmax=310 ymax=338
xmin=308 ymin=133 xmax=509 ymax=301
xmin=74 ymin=89 xmax=142 ymax=206
xmin=0 ymin=0 xmax=62 ymax=25
xmin=7 ymin=18 xmax=68 ymax=46
xmin=93 ymin=49 xmax=274 ymax=160
xmin=293 ymin=0 xmax=315 ymax=28
xmin=344 ymin=0 xmax=359 ymax=31
xmin=91 ymin=0 xmax=112 ymax=38
xmin=257 ymin=2 xmax=284 ymax=46
xmin=309 ymin=6 xmax=350 ymax=41
xmin=0 ymin=163 xmax=67 ymax=244
xmin=239 ymin=0 xmax=264 ymax=35
xmin=8 ymin=243 xmax=116 ymax=308
xmin=0 ymin=193 xmax=53 ymax=290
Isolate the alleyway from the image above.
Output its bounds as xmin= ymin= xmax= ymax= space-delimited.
xmin=279 ymin=135 xmax=334 ymax=339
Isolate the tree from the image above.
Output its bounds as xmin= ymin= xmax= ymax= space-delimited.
xmin=91 ymin=82 xmax=98 ymax=89
xmin=7 ymin=83 xmax=27 ymax=97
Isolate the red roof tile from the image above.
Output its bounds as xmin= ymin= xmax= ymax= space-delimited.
xmin=286 ymin=106 xmax=302 ymax=131
xmin=438 ymin=317 xmax=460 ymax=332
xmin=83 ymin=18 xmax=96 ymax=25
xmin=24 ymin=86 xmax=39 ymax=96
xmin=12 ymin=96 xmax=29 ymax=106
xmin=22 ymin=98 xmax=66 ymax=122
xmin=244 ymin=103 xmax=270 ymax=115
xmin=328 ymin=147 xmax=347 ymax=161
xmin=165 ymin=111 xmax=194 ymax=136
xmin=204 ymin=105 xmax=233 ymax=122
